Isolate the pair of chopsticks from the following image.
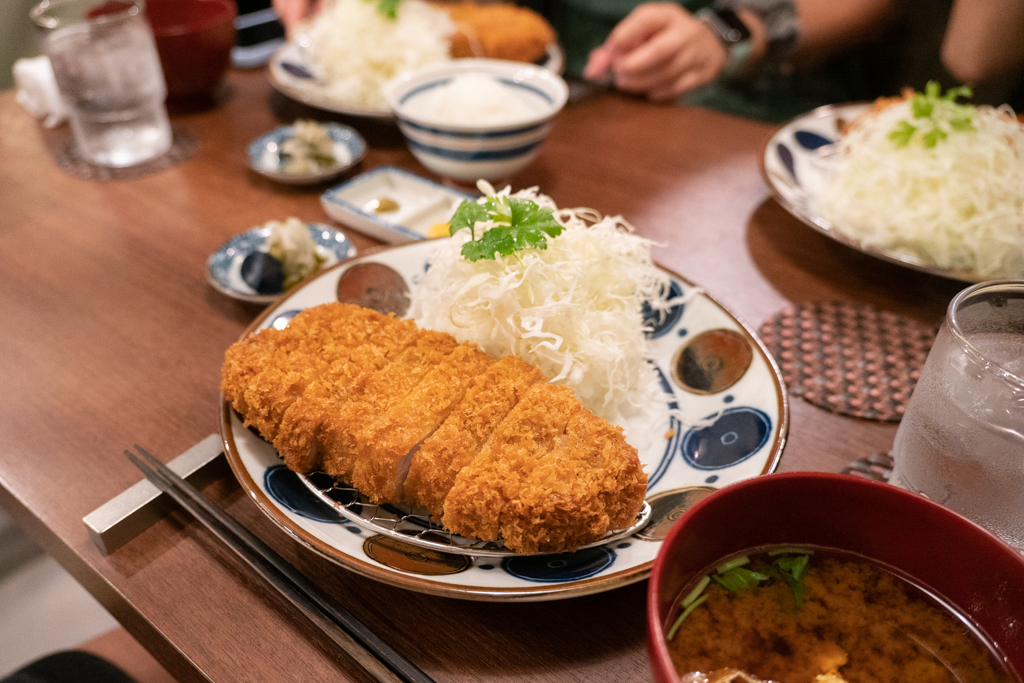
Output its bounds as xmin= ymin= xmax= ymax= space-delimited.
xmin=125 ymin=445 xmax=435 ymax=683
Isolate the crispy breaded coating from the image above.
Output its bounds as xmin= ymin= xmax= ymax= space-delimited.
xmin=440 ymin=3 xmax=555 ymax=63
xmin=403 ymin=354 xmax=542 ymax=518
xmin=274 ymin=311 xmax=419 ymax=472
xmin=223 ymin=302 xmax=648 ymax=554
xmin=441 ymin=382 xmax=580 ymax=545
xmin=500 ymin=408 xmax=645 ymax=554
xmin=222 ymin=304 xmax=415 ymax=453
xmin=319 ymin=330 xmax=460 ymax=482
xmin=351 ymin=343 xmax=494 ymax=503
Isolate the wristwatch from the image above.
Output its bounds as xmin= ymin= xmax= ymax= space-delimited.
xmin=696 ymin=8 xmax=754 ymax=80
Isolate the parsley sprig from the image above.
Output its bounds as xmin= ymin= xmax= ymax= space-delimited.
xmin=449 ymin=196 xmax=564 ymax=262
xmin=376 ymin=0 xmax=401 ymax=18
xmin=888 ymin=81 xmax=976 ymax=149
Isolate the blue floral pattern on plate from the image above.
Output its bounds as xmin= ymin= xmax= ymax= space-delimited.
xmin=680 ymin=407 xmax=772 ymax=470
xmin=264 ymin=465 xmax=344 ymax=523
xmin=502 ymin=548 xmax=616 ymax=582
xmin=222 ymin=239 xmax=788 ymax=600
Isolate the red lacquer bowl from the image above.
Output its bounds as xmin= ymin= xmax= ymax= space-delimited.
xmin=646 ymin=472 xmax=1024 ymax=683
xmin=146 ymin=0 xmax=236 ymax=100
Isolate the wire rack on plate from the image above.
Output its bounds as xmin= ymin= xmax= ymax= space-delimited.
xmin=299 ymin=471 xmax=652 ymax=558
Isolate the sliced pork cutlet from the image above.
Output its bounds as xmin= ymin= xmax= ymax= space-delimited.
xmin=403 ymin=354 xmax=543 ymax=519
xmin=441 ymin=382 xmax=580 ymax=546
xmin=222 ymin=325 xmax=285 ymax=420
xmin=273 ymin=308 xmax=420 ymax=473
xmin=222 ymin=304 xmax=389 ymax=444
xmin=319 ymin=330 xmax=460 ymax=483
xmin=499 ymin=407 xmax=646 ymax=554
xmin=222 ymin=320 xmax=331 ymax=442
xmin=350 ymin=343 xmax=494 ymax=503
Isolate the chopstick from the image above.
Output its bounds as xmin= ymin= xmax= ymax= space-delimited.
xmin=125 ymin=445 xmax=435 ymax=683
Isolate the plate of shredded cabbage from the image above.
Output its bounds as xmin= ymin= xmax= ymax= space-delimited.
xmin=762 ymin=86 xmax=1024 ymax=281
xmin=268 ymin=0 xmax=563 ymax=118
xmin=220 ymin=185 xmax=788 ymax=600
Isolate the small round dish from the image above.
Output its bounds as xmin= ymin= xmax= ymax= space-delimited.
xmin=206 ymin=222 xmax=356 ymax=304
xmin=247 ymin=123 xmax=366 ymax=185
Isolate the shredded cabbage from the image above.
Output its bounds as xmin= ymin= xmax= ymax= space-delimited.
xmin=815 ymin=100 xmax=1024 ymax=277
xmin=410 ymin=184 xmax=687 ymax=423
xmin=303 ymin=0 xmax=453 ymax=111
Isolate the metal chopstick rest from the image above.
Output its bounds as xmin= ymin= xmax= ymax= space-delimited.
xmin=126 ymin=445 xmax=435 ymax=683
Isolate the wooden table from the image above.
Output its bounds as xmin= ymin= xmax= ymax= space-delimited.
xmin=0 ymin=69 xmax=964 ymax=683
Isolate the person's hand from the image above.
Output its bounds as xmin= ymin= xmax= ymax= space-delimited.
xmin=582 ymin=3 xmax=727 ymax=102
xmin=273 ymin=0 xmax=322 ymax=33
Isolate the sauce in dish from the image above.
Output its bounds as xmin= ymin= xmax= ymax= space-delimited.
xmin=666 ymin=547 xmax=1017 ymax=683
xmin=401 ymin=73 xmax=549 ymax=126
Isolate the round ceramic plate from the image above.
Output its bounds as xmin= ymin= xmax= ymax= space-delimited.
xmin=761 ymin=103 xmax=987 ymax=283
xmin=268 ymin=40 xmax=565 ymax=119
xmin=247 ymin=123 xmax=367 ymax=185
xmin=220 ymin=240 xmax=789 ymax=601
xmin=206 ymin=223 xmax=357 ymax=304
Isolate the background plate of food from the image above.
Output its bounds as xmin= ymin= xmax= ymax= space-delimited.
xmin=268 ymin=0 xmax=563 ymax=119
xmin=761 ymin=84 xmax=1024 ymax=282
xmin=220 ymin=188 xmax=788 ymax=601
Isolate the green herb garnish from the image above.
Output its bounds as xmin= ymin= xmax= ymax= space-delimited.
xmin=770 ymin=553 xmax=811 ymax=607
xmin=666 ymin=594 xmax=708 ymax=640
xmin=449 ymin=196 xmax=563 ymax=262
xmin=888 ymin=81 xmax=975 ymax=149
xmin=712 ymin=567 xmax=770 ymax=593
xmin=376 ymin=0 xmax=401 ymax=18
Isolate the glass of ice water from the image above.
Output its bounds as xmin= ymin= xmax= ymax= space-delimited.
xmin=32 ymin=0 xmax=172 ymax=168
xmin=890 ymin=281 xmax=1024 ymax=550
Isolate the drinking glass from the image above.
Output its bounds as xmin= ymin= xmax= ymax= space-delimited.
xmin=890 ymin=281 xmax=1024 ymax=550
xmin=32 ymin=0 xmax=172 ymax=168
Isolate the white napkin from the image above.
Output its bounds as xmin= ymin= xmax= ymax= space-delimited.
xmin=13 ymin=55 xmax=68 ymax=128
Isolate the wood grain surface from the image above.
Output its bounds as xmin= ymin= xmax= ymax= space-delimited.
xmin=0 ymin=70 xmax=963 ymax=683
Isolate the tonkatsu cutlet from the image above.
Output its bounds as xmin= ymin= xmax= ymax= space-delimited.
xmin=221 ymin=304 xmax=417 ymax=465
xmin=500 ymin=408 xmax=646 ymax=554
xmin=274 ymin=312 xmax=419 ymax=472
xmin=441 ymin=382 xmax=581 ymax=545
xmin=318 ymin=330 xmax=460 ymax=483
xmin=351 ymin=343 xmax=494 ymax=503
xmin=222 ymin=302 xmax=648 ymax=554
xmin=403 ymin=354 xmax=543 ymax=518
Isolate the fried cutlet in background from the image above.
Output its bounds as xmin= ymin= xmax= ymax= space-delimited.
xmin=438 ymin=2 xmax=556 ymax=64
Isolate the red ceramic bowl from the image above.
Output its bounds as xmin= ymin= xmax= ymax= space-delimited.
xmin=647 ymin=472 xmax=1024 ymax=683
xmin=146 ymin=0 xmax=236 ymax=100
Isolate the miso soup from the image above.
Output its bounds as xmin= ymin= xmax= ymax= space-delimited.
xmin=665 ymin=547 xmax=1017 ymax=683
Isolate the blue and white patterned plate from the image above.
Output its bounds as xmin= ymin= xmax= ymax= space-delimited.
xmin=268 ymin=40 xmax=566 ymax=120
xmin=220 ymin=240 xmax=789 ymax=601
xmin=247 ymin=123 xmax=366 ymax=185
xmin=761 ymin=102 xmax=985 ymax=283
xmin=206 ymin=222 xmax=357 ymax=304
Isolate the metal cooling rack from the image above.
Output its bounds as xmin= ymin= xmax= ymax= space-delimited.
xmin=299 ymin=471 xmax=652 ymax=558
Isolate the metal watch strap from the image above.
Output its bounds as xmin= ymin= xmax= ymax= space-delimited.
xmin=696 ymin=8 xmax=755 ymax=80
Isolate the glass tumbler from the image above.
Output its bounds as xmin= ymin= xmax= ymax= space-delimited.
xmin=32 ymin=0 xmax=172 ymax=168
xmin=890 ymin=280 xmax=1024 ymax=550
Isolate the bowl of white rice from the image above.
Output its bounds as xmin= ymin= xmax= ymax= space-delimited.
xmin=384 ymin=59 xmax=568 ymax=182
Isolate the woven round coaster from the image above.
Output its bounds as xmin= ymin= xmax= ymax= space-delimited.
xmin=759 ymin=302 xmax=936 ymax=422
xmin=53 ymin=125 xmax=198 ymax=182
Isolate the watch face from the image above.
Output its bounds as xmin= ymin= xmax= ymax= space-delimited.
xmin=714 ymin=9 xmax=752 ymax=43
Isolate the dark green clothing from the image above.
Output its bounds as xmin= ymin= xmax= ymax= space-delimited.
xmin=534 ymin=0 xmax=905 ymax=123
